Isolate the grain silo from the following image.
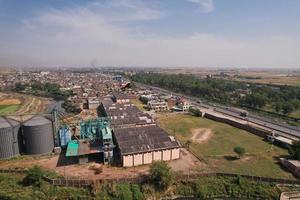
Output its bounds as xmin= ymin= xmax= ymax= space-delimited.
xmin=0 ymin=117 xmax=21 ymax=159
xmin=22 ymin=116 xmax=54 ymax=155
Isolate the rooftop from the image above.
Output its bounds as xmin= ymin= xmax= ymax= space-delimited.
xmin=113 ymin=125 xmax=180 ymax=155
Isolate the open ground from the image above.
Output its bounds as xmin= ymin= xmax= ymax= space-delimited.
xmin=0 ymin=92 xmax=52 ymax=118
xmin=0 ymin=148 xmax=204 ymax=179
xmin=157 ymin=113 xmax=296 ymax=179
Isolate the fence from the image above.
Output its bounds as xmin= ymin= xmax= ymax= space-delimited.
xmin=1 ymin=168 xmax=299 ymax=187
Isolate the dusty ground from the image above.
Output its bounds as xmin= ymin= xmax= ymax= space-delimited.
xmin=0 ymin=148 xmax=205 ymax=179
xmin=190 ymin=128 xmax=213 ymax=143
xmin=0 ymin=98 xmax=21 ymax=105
xmin=0 ymin=92 xmax=52 ymax=121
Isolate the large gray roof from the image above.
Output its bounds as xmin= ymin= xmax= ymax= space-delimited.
xmin=114 ymin=125 xmax=180 ymax=155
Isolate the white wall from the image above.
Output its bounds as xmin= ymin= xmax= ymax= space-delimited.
xmin=162 ymin=149 xmax=171 ymax=161
xmin=143 ymin=152 xmax=153 ymax=164
xmin=133 ymin=153 xmax=143 ymax=166
xmin=123 ymin=155 xmax=133 ymax=167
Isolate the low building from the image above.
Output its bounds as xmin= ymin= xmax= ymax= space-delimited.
xmin=177 ymin=100 xmax=192 ymax=112
xmin=113 ymin=125 xmax=181 ymax=167
xmin=147 ymin=100 xmax=169 ymax=112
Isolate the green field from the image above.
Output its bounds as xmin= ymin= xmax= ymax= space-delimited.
xmin=158 ymin=113 xmax=295 ymax=179
xmin=0 ymin=104 xmax=19 ymax=115
xmin=290 ymin=109 xmax=300 ymax=118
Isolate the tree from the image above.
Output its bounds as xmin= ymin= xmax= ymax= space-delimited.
xmin=15 ymin=82 xmax=26 ymax=92
xmin=189 ymin=107 xmax=202 ymax=117
xmin=149 ymin=161 xmax=174 ymax=190
xmin=274 ymin=102 xmax=282 ymax=113
xmin=234 ymin=146 xmax=246 ymax=159
xmin=282 ymin=102 xmax=294 ymax=115
xmin=23 ymin=165 xmax=44 ymax=188
xmin=288 ymin=140 xmax=300 ymax=160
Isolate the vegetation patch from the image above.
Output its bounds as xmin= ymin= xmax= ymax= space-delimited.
xmin=0 ymin=104 xmax=19 ymax=115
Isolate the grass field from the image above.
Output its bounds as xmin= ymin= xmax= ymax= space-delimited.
xmin=0 ymin=104 xmax=19 ymax=115
xmin=157 ymin=113 xmax=295 ymax=179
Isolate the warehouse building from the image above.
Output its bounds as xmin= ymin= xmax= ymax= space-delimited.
xmin=98 ymin=101 xmax=154 ymax=128
xmin=113 ymin=125 xmax=181 ymax=167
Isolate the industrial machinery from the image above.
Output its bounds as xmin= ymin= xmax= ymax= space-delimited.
xmin=65 ymin=117 xmax=115 ymax=165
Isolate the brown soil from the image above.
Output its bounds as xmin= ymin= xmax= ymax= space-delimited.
xmin=0 ymin=99 xmax=21 ymax=105
xmin=0 ymin=149 xmax=207 ymax=179
xmin=191 ymin=128 xmax=213 ymax=143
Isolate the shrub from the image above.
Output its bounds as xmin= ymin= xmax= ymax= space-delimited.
xmin=149 ymin=161 xmax=174 ymax=191
xmin=131 ymin=184 xmax=143 ymax=200
xmin=116 ymin=183 xmax=132 ymax=200
xmin=23 ymin=166 xmax=44 ymax=188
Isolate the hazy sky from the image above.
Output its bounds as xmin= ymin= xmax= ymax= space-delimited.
xmin=0 ymin=0 xmax=299 ymax=68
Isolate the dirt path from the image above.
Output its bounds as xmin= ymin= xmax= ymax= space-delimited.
xmin=191 ymin=128 xmax=213 ymax=143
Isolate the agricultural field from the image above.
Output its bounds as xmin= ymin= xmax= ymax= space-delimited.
xmin=0 ymin=104 xmax=19 ymax=115
xmin=0 ymin=92 xmax=52 ymax=118
xmin=157 ymin=113 xmax=296 ymax=179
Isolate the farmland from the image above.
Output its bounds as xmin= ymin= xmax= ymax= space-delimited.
xmin=0 ymin=104 xmax=20 ymax=115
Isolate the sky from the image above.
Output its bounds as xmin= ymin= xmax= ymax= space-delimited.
xmin=0 ymin=0 xmax=299 ymax=68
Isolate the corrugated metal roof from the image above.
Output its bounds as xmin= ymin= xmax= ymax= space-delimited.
xmin=114 ymin=125 xmax=181 ymax=155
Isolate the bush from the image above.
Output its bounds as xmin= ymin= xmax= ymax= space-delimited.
xmin=131 ymin=184 xmax=143 ymax=200
xmin=116 ymin=183 xmax=132 ymax=200
xmin=149 ymin=161 xmax=174 ymax=191
xmin=23 ymin=166 xmax=44 ymax=188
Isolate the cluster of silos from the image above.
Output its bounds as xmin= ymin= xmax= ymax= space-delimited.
xmin=0 ymin=115 xmax=55 ymax=160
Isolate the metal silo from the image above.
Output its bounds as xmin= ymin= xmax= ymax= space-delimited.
xmin=22 ymin=116 xmax=54 ymax=155
xmin=0 ymin=117 xmax=21 ymax=159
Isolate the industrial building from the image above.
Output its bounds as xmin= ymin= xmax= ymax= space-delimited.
xmin=65 ymin=118 xmax=115 ymax=164
xmin=98 ymin=101 xmax=154 ymax=128
xmin=113 ymin=125 xmax=181 ymax=167
xmin=112 ymin=93 xmax=130 ymax=104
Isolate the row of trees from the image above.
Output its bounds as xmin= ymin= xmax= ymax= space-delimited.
xmin=132 ymin=73 xmax=300 ymax=116
xmin=14 ymin=81 xmax=72 ymax=100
